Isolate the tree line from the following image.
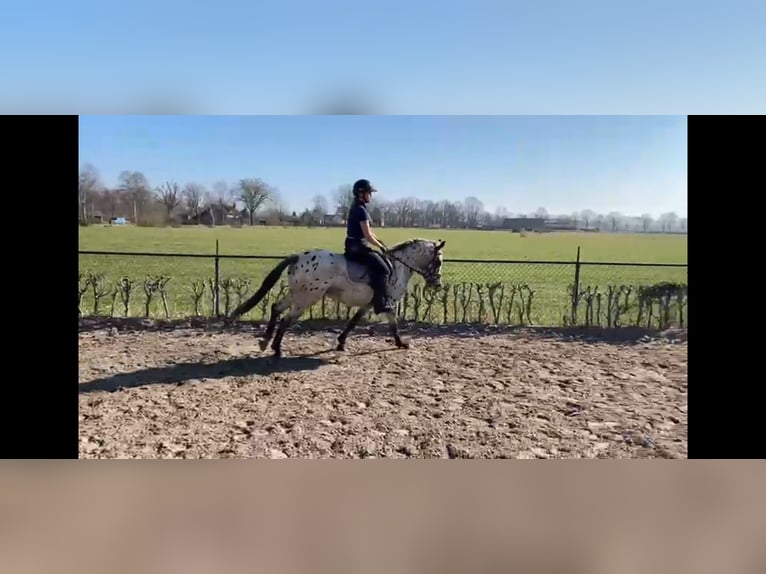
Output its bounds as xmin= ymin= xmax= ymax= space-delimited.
xmin=79 ymin=163 xmax=687 ymax=233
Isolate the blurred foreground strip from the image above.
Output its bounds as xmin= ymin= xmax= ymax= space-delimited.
xmin=1 ymin=461 xmax=764 ymax=574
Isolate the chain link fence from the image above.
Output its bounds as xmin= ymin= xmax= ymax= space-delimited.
xmin=79 ymin=245 xmax=687 ymax=329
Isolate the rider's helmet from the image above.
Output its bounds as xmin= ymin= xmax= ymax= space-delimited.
xmin=352 ymin=179 xmax=377 ymax=199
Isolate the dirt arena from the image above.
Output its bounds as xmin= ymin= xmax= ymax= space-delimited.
xmin=78 ymin=319 xmax=687 ymax=459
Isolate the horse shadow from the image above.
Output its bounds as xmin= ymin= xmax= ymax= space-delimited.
xmin=79 ymin=352 xmax=329 ymax=395
xmin=373 ymin=324 xmax=687 ymax=347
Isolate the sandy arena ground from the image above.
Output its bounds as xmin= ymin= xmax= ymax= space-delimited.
xmin=78 ymin=319 xmax=687 ymax=459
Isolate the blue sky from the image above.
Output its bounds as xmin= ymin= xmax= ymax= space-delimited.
xmin=79 ymin=115 xmax=687 ymax=218
xmin=2 ymin=0 xmax=764 ymax=113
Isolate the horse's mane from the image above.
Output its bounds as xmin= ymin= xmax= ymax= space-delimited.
xmin=388 ymin=238 xmax=431 ymax=252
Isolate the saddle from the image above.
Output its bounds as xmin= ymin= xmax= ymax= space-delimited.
xmin=342 ymin=253 xmax=395 ymax=285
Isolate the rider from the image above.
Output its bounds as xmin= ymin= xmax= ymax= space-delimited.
xmin=344 ymin=178 xmax=394 ymax=314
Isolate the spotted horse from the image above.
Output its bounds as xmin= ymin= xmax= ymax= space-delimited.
xmin=228 ymin=238 xmax=446 ymax=358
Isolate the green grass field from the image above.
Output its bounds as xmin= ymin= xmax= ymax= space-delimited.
xmin=79 ymin=225 xmax=688 ymax=326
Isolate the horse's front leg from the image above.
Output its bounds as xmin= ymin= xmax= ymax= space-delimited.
xmin=337 ymin=304 xmax=370 ymax=351
xmin=383 ymin=310 xmax=410 ymax=349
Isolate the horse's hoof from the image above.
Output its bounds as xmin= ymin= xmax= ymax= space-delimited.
xmin=258 ymin=339 xmax=269 ymax=351
xmin=395 ymin=338 xmax=411 ymax=349
xmin=336 ymin=343 xmax=346 ymax=351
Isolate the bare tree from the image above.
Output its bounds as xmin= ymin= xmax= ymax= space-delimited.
xmin=441 ymin=200 xmax=462 ymax=228
xmin=434 ymin=200 xmax=451 ymax=227
xmin=79 ymin=163 xmax=102 ymax=221
xmin=200 ymin=180 xmax=230 ymax=225
xmin=260 ymin=188 xmax=289 ymax=225
xmin=593 ymin=213 xmax=605 ymax=231
xmin=464 ymin=196 xmax=484 ymax=228
xmin=333 ymin=184 xmax=354 ymax=216
xmin=100 ymin=188 xmax=122 ymax=220
xmin=212 ymin=180 xmax=229 ymax=205
xmin=156 ymin=181 xmax=182 ymax=222
xmin=270 ymin=188 xmax=288 ymax=218
xmin=666 ymin=212 xmax=678 ymax=232
xmin=658 ymin=212 xmax=678 ymax=233
xmin=641 ymin=213 xmax=653 ymax=233
xmin=236 ymin=178 xmax=273 ymax=225
xmin=183 ymin=183 xmax=207 ymax=219
xmin=75 ymin=162 xmax=688 ymax=233
xmin=394 ymin=197 xmax=419 ymax=227
xmin=570 ymin=211 xmax=580 ymax=229
xmin=413 ymin=199 xmax=434 ymax=227
xmin=453 ymin=200 xmax=467 ymax=228
xmin=607 ymin=211 xmax=622 ymax=232
xmin=117 ymin=170 xmax=151 ymax=224
xmin=311 ymin=194 xmax=329 ymax=222
xmin=580 ymin=209 xmax=596 ymax=230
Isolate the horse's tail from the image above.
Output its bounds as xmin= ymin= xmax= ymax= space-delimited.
xmin=228 ymin=254 xmax=299 ymax=320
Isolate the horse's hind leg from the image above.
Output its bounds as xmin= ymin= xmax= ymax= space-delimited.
xmin=337 ymin=304 xmax=371 ymax=351
xmin=259 ymin=297 xmax=290 ymax=351
xmin=270 ymin=303 xmax=309 ymax=358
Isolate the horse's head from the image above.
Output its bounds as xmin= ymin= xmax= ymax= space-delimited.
xmin=393 ymin=238 xmax=446 ymax=288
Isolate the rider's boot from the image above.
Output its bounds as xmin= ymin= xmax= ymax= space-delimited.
xmin=371 ymin=278 xmax=394 ymax=314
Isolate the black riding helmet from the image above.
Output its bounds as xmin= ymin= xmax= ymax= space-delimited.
xmin=352 ymin=179 xmax=377 ymax=198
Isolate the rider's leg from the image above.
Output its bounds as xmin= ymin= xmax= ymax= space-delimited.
xmin=365 ymin=251 xmax=393 ymax=314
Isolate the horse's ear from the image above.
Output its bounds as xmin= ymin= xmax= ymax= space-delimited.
xmin=436 ymin=240 xmax=445 ymax=250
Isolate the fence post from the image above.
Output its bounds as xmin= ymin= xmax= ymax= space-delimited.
xmin=571 ymin=246 xmax=581 ymax=325
xmin=214 ymin=239 xmax=220 ymax=317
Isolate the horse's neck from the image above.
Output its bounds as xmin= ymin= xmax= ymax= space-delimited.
xmin=390 ymin=247 xmax=419 ymax=284
xmin=395 ymin=244 xmax=422 ymax=266
xmin=391 ymin=247 xmax=416 ymax=270
xmin=392 ymin=258 xmax=414 ymax=282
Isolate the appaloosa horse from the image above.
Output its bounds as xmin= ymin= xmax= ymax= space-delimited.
xmin=228 ymin=238 xmax=446 ymax=357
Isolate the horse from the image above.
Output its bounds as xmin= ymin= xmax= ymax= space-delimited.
xmin=228 ymin=238 xmax=446 ymax=358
